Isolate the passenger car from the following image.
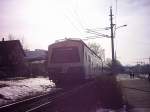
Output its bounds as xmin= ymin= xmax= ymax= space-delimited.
xmin=48 ymin=39 xmax=103 ymax=86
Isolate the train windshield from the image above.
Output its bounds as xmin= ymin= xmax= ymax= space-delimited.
xmin=51 ymin=47 xmax=80 ymax=63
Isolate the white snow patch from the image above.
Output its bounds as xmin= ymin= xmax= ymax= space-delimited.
xmin=96 ymin=108 xmax=127 ymax=112
xmin=0 ymin=77 xmax=55 ymax=106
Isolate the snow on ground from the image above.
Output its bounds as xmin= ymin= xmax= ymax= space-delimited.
xmin=0 ymin=77 xmax=55 ymax=106
xmin=0 ymin=76 xmax=128 ymax=112
xmin=96 ymin=108 xmax=123 ymax=112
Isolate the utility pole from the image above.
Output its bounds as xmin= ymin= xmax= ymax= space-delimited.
xmin=147 ymin=57 xmax=150 ymax=64
xmin=143 ymin=57 xmax=150 ymax=64
xmin=86 ymin=7 xmax=126 ymax=74
xmin=110 ymin=7 xmax=115 ymax=74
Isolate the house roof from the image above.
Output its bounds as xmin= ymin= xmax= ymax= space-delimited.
xmin=24 ymin=49 xmax=47 ymax=61
xmin=0 ymin=40 xmax=25 ymax=56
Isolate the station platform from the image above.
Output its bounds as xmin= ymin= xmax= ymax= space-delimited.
xmin=117 ymin=74 xmax=150 ymax=112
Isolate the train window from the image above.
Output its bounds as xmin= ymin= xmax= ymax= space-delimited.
xmin=94 ymin=67 xmax=96 ymax=72
xmin=51 ymin=47 xmax=80 ymax=63
xmin=85 ymin=52 xmax=87 ymax=61
xmin=88 ymin=55 xmax=91 ymax=62
xmin=96 ymin=63 xmax=98 ymax=69
xmin=0 ymin=56 xmax=1 ymax=64
xmin=99 ymin=66 xmax=101 ymax=70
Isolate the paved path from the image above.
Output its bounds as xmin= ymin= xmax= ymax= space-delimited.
xmin=117 ymin=74 xmax=150 ymax=112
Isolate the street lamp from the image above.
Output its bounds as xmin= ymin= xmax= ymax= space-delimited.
xmin=115 ymin=25 xmax=127 ymax=29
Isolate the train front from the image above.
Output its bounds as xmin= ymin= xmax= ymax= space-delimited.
xmin=48 ymin=40 xmax=84 ymax=87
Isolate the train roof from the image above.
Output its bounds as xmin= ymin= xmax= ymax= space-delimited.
xmin=49 ymin=38 xmax=102 ymax=61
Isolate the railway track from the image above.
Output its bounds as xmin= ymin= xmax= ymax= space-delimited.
xmin=0 ymin=81 xmax=95 ymax=112
xmin=0 ymin=88 xmax=63 ymax=112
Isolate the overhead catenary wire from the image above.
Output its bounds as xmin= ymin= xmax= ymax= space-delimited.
xmin=71 ymin=0 xmax=87 ymax=30
xmin=64 ymin=14 xmax=83 ymax=35
xmin=86 ymin=29 xmax=110 ymax=38
xmin=82 ymin=35 xmax=104 ymax=40
xmin=68 ymin=0 xmax=111 ymax=40
xmin=88 ymin=27 xmax=111 ymax=31
xmin=72 ymin=7 xmax=85 ymax=30
xmin=64 ymin=0 xmax=87 ymax=37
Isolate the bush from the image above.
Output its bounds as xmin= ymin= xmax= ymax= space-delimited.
xmin=95 ymin=74 xmax=123 ymax=109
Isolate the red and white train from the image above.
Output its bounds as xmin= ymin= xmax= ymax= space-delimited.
xmin=48 ymin=39 xmax=104 ymax=86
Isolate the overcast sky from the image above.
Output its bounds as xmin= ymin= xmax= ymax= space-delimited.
xmin=0 ymin=0 xmax=150 ymax=65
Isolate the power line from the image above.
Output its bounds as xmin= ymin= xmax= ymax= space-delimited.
xmin=72 ymin=8 xmax=85 ymax=30
xmin=86 ymin=29 xmax=110 ymax=38
xmin=65 ymin=3 xmax=86 ymax=35
xmin=64 ymin=14 xmax=83 ymax=35
xmin=81 ymin=36 xmax=102 ymax=40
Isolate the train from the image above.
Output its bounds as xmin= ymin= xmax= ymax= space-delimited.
xmin=48 ymin=38 xmax=104 ymax=87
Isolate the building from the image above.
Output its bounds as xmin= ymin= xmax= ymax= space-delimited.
xmin=0 ymin=39 xmax=25 ymax=77
xmin=24 ymin=49 xmax=48 ymax=76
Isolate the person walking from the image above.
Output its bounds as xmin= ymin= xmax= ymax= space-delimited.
xmin=129 ymin=71 xmax=133 ymax=79
xmin=132 ymin=72 xmax=134 ymax=79
xmin=129 ymin=71 xmax=132 ymax=79
xmin=148 ymin=73 xmax=150 ymax=82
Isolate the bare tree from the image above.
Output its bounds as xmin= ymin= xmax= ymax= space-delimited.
xmin=8 ymin=34 xmax=15 ymax=40
xmin=88 ymin=42 xmax=105 ymax=61
xmin=19 ymin=36 xmax=29 ymax=50
xmin=7 ymin=34 xmax=29 ymax=50
xmin=105 ymin=58 xmax=124 ymax=73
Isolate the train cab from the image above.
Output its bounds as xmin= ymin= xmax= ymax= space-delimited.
xmin=48 ymin=39 xmax=85 ymax=85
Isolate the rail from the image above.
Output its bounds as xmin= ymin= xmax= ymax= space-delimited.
xmin=0 ymin=81 xmax=95 ymax=112
xmin=26 ymin=81 xmax=95 ymax=112
xmin=0 ymin=89 xmax=63 ymax=112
